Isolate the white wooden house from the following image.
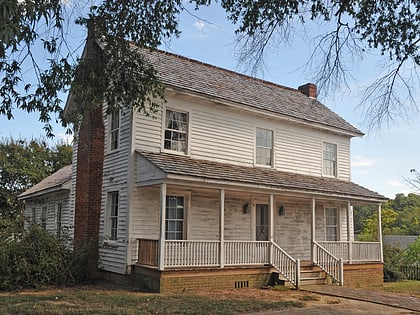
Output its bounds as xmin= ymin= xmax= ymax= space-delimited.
xmin=21 ymin=39 xmax=387 ymax=292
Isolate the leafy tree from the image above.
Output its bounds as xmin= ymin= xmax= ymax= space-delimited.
xmin=1 ymin=0 xmax=419 ymax=135
xmin=403 ymin=236 xmax=420 ymax=266
xmin=0 ymin=138 xmax=72 ymax=230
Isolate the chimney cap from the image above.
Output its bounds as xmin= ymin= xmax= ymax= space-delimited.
xmin=298 ymin=83 xmax=317 ymax=99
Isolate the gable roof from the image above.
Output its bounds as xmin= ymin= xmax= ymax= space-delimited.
xmin=18 ymin=165 xmax=72 ymax=200
xmin=138 ymin=152 xmax=387 ymax=202
xmin=144 ymin=49 xmax=363 ymax=137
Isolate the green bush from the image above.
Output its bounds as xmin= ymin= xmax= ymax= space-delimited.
xmin=0 ymin=225 xmax=89 ymax=290
xmin=383 ymin=244 xmax=405 ymax=282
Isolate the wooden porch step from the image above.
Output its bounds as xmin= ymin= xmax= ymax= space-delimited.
xmin=299 ymin=262 xmax=327 ymax=286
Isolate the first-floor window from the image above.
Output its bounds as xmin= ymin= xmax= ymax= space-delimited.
xmin=41 ymin=206 xmax=47 ymax=229
xmin=165 ymin=195 xmax=184 ymax=240
xmin=325 ymin=207 xmax=338 ymax=241
xmin=56 ymin=203 xmax=62 ymax=237
xmin=31 ymin=208 xmax=36 ymax=224
xmin=108 ymin=192 xmax=119 ymax=241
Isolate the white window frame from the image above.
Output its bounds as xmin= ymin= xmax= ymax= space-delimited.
xmin=41 ymin=206 xmax=47 ymax=229
xmin=109 ymin=109 xmax=120 ymax=151
xmin=106 ymin=191 xmax=119 ymax=242
xmin=31 ymin=208 xmax=36 ymax=224
xmin=325 ymin=207 xmax=339 ymax=241
xmin=165 ymin=194 xmax=186 ymax=240
xmin=255 ymin=127 xmax=274 ymax=167
xmin=163 ymin=108 xmax=189 ymax=154
xmin=56 ymin=203 xmax=62 ymax=237
xmin=323 ymin=142 xmax=337 ymax=177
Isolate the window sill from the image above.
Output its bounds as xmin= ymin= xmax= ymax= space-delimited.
xmin=161 ymin=149 xmax=188 ymax=156
xmin=105 ymin=148 xmax=121 ymax=156
xmin=103 ymin=240 xmax=118 ymax=247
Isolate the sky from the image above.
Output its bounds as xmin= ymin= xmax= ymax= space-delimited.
xmin=1 ymin=3 xmax=419 ymax=199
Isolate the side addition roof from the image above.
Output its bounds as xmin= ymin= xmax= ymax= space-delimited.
xmin=144 ymin=49 xmax=363 ymax=137
xmin=138 ymin=152 xmax=387 ymax=203
xmin=18 ymin=164 xmax=72 ymax=200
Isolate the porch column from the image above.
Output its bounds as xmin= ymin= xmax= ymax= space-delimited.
xmin=158 ymin=183 xmax=167 ymax=270
xmin=269 ymin=194 xmax=274 ymax=264
xmin=347 ymin=202 xmax=353 ymax=264
xmin=378 ymin=204 xmax=383 ymax=262
xmin=219 ymin=189 xmax=225 ymax=268
xmin=310 ymin=198 xmax=316 ymax=262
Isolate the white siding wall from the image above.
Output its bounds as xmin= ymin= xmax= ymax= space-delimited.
xmin=23 ymin=191 xmax=72 ymax=238
xmin=98 ymin=108 xmax=132 ymax=274
xmin=133 ymin=94 xmax=352 ymax=180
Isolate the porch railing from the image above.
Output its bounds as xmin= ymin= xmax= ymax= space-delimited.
xmin=137 ymin=239 xmax=299 ymax=289
xmin=313 ymin=241 xmax=343 ymax=286
xmin=225 ymin=241 xmax=270 ymax=265
xmin=164 ymin=240 xmax=220 ymax=267
xmin=317 ymin=241 xmax=381 ymax=263
xmin=271 ymin=242 xmax=300 ymax=289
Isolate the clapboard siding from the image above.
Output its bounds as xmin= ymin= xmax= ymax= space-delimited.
xmin=224 ymin=195 xmax=252 ymax=240
xmin=130 ymin=186 xmax=160 ymax=264
xmin=190 ymin=108 xmax=254 ymax=165
xmin=276 ymin=127 xmax=322 ymax=176
xmin=98 ymin=107 xmax=132 ymax=274
xmin=134 ymin=109 xmax=162 ymax=152
xmin=188 ymin=190 xmax=220 ymax=240
xmin=132 ymin=93 xmax=352 ymax=179
xmin=23 ymin=191 xmax=72 ymax=238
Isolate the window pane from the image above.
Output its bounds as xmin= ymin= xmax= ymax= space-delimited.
xmin=165 ymin=195 xmax=184 ymax=240
xmin=256 ymin=128 xmax=273 ymax=166
xmin=323 ymin=143 xmax=337 ymax=176
xmin=165 ymin=110 xmax=188 ymax=153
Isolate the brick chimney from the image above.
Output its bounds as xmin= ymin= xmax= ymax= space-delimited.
xmin=298 ymin=83 xmax=317 ymax=98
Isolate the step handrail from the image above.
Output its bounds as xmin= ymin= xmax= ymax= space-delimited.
xmin=271 ymin=241 xmax=300 ymax=289
xmin=313 ymin=241 xmax=343 ymax=285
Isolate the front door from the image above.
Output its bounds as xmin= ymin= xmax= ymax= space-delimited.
xmin=256 ymin=204 xmax=269 ymax=241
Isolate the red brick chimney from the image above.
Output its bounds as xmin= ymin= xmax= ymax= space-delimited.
xmin=74 ymin=106 xmax=104 ymax=273
xmin=298 ymin=83 xmax=317 ymax=98
xmin=73 ymin=18 xmax=105 ymax=275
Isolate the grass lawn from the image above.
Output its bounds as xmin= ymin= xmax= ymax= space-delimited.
xmin=0 ymin=286 xmax=304 ymax=315
xmin=377 ymin=280 xmax=420 ymax=297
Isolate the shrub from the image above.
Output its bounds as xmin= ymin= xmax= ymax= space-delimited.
xmin=0 ymin=225 xmax=89 ymax=290
xmin=383 ymin=244 xmax=404 ymax=282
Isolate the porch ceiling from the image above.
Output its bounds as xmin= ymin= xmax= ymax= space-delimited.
xmin=137 ymin=151 xmax=387 ymax=203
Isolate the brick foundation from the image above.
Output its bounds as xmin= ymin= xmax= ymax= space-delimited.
xmin=132 ymin=266 xmax=274 ymax=293
xmin=343 ymin=263 xmax=383 ymax=288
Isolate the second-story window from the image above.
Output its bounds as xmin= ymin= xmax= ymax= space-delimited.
xmin=323 ymin=143 xmax=337 ymax=177
xmin=256 ymin=127 xmax=273 ymax=166
xmin=164 ymin=109 xmax=188 ymax=153
xmin=41 ymin=206 xmax=47 ymax=229
xmin=110 ymin=110 xmax=120 ymax=151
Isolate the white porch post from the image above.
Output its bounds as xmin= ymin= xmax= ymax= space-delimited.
xmin=378 ymin=204 xmax=383 ymax=262
xmin=219 ymin=189 xmax=225 ymax=268
xmin=311 ymin=198 xmax=316 ymax=262
xmin=269 ymin=194 xmax=274 ymax=264
xmin=158 ymin=183 xmax=167 ymax=270
xmin=347 ymin=202 xmax=353 ymax=264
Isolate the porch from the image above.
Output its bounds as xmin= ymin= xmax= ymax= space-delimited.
xmin=132 ymin=152 xmax=386 ymax=290
xmin=136 ymin=238 xmax=382 ymax=289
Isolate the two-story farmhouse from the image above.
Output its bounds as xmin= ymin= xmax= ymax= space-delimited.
xmin=20 ymin=37 xmax=388 ymax=292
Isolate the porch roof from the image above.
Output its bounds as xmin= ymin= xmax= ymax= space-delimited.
xmin=138 ymin=152 xmax=387 ymax=203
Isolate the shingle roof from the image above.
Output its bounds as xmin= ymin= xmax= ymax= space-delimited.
xmin=19 ymin=165 xmax=72 ymax=199
xmin=139 ymin=152 xmax=386 ymax=202
xmin=144 ymin=49 xmax=363 ymax=136
xmin=383 ymin=235 xmax=419 ymax=249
